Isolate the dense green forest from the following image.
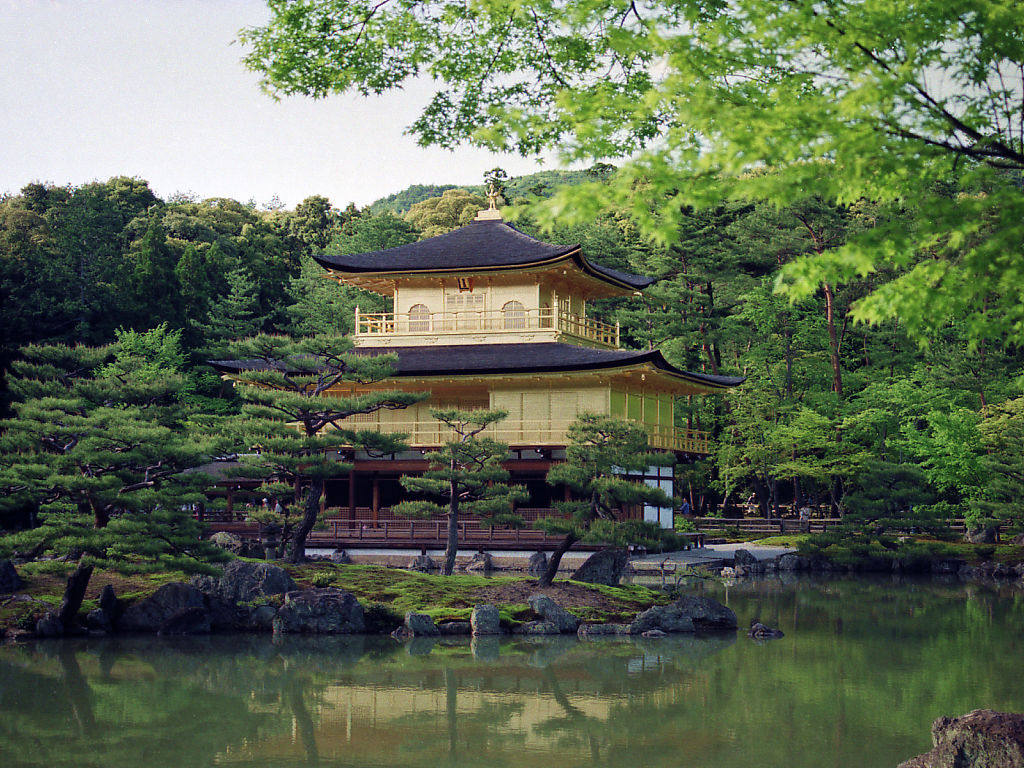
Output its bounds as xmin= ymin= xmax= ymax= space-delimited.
xmin=1 ymin=169 xmax=1022 ymax=539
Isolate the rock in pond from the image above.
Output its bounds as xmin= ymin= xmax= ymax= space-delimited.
xmin=747 ymin=622 xmax=784 ymax=639
xmin=399 ymin=612 xmax=440 ymax=637
xmin=629 ymin=595 xmax=738 ymax=635
xmin=119 ymin=583 xmax=207 ymax=633
xmin=330 ymin=549 xmax=352 ymax=564
xmin=471 ymin=604 xmax=502 ymax=635
xmin=733 ymin=549 xmax=764 ymax=572
xmin=463 ymin=552 xmax=492 ymax=572
xmin=438 ymin=621 xmax=472 ymax=635
xmin=577 ymin=623 xmax=628 ymax=638
xmin=898 ymin=709 xmax=1024 ymax=768
xmin=408 ymin=553 xmax=435 ymax=572
xmin=203 ymin=559 xmax=297 ymax=604
xmin=514 ymin=621 xmax=560 ymax=635
xmin=273 ymin=588 xmax=365 ymax=634
xmin=527 ymin=551 xmax=548 ymax=577
xmin=570 ymin=549 xmax=629 ymax=586
xmin=158 ymin=606 xmax=212 ymax=636
xmin=528 ymin=594 xmax=580 ymax=634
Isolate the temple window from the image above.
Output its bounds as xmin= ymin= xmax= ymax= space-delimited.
xmin=408 ymin=303 xmax=430 ymax=332
xmin=503 ymin=300 xmax=526 ymax=329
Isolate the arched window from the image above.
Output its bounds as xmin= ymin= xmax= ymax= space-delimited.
xmin=408 ymin=303 xmax=430 ymax=332
xmin=502 ymin=300 xmax=526 ymax=329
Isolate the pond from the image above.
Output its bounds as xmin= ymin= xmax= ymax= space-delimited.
xmin=1 ymin=576 xmax=1022 ymax=768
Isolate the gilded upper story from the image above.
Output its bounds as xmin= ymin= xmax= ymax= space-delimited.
xmin=313 ymin=212 xmax=653 ymax=349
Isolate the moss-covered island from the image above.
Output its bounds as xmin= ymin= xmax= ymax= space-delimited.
xmin=0 ymin=558 xmax=687 ymax=639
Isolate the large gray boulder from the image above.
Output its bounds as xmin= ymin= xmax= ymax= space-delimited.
xmin=158 ymin=606 xmax=212 ymax=636
xmin=400 ymin=612 xmax=440 ymax=637
xmin=438 ymin=621 xmax=472 ymax=635
xmin=463 ymin=552 xmax=492 ymax=572
xmin=471 ymin=604 xmax=502 ymax=635
xmin=119 ymin=583 xmax=207 ymax=633
xmin=966 ymin=526 xmax=999 ymax=544
xmin=570 ymin=549 xmax=630 ymax=586
xmin=527 ymin=552 xmax=548 ymax=577
xmin=36 ymin=612 xmax=64 ymax=637
xmin=408 ymin=554 xmax=435 ymax=572
xmin=210 ymin=559 xmax=297 ymax=604
xmin=899 ymin=710 xmax=1024 ymax=768
xmin=629 ymin=595 xmax=738 ymax=634
xmin=578 ymin=623 xmax=628 ymax=638
xmin=733 ymin=549 xmax=759 ymax=567
xmin=272 ymin=588 xmax=365 ymax=634
xmin=330 ymin=549 xmax=352 ymax=564
xmin=0 ymin=560 xmax=22 ymax=593
xmin=528 ymin=594 xmax=580 ymax=633
xmin=514 ymin=621 xmax=560 ymax=635
xmin=209 ymin=531 xmax=246 ymax=555
xmin=777 ymin=553 xmax=806 ymax=571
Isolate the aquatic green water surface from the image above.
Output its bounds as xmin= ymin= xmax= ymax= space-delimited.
xmin=1 ymin=576 xmax=1022 ymax=768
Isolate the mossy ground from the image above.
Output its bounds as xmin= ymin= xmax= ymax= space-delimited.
xmin=1 ymin=559 xmax=668 ymax=636
xmin=286 ymin=562 xmax=668 ymax=626
xmin=0 ymin=563 xmax=187 ymax=634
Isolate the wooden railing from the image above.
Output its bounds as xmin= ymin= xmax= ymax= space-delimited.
xmin=693 ymin=517 xmax=840 ymax=535
xmin=355 ymin=306 xmax=620 ymax=348
xmin=338 ymin=418 xmax=710 ymax=453
xmin=308 ymin=519 xmax=561 ymax=547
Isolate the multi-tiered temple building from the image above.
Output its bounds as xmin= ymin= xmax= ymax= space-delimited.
xmin=216 ymin=202 xmax=741 ymax=548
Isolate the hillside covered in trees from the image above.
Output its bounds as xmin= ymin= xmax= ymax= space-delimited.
xmin=1 ymin=168 xmax=1022 ymax=539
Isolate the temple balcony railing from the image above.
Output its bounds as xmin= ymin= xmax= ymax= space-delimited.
xmin=334 ymin=418 xmax=711 ymax=454
xmin=354 ymin=307 xmax=620 ymax=348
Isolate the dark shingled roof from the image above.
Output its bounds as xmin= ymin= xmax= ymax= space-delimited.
xmin=313 ymin=219 xmax=655 ymax=290
xmin=211 ymin=343 xmax=744 ymax=390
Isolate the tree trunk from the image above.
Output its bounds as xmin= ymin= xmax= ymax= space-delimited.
xmin=538 ymin=531 xmax=579 ymax=587
xmin=289 ymin=476 xmax=325 ymax=564
xmin=58 ymin=562 xmax=94 ymax=631
xmin=823 ymin=281 xmax=843 ymax=397
xmin=443 ymin=489 xmax=459 ymax=576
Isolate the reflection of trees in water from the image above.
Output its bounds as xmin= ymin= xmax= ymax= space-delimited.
xmin=0 ymin=640 xmax=273 ymax=768
xmin=2 ymin=584 xmax=1020 ymax=768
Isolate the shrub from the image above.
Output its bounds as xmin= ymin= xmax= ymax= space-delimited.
xmin=311 ymin=571 xmax=334 ymax=587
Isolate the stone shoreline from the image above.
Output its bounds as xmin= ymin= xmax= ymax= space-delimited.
xmin=19 ymin=560 xmax=741 ymax=641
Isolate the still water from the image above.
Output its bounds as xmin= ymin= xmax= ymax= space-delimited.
xmin=1 ymin=576 xmax=1022 ymax=768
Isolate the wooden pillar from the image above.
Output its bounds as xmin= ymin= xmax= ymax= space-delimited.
xmin=348 ymin=466 xmax=356 ymax=521
xmin=372 ymin=475 xmax=380 ymax=524
xmin=225 ymin=489 xmax=234 ymax=519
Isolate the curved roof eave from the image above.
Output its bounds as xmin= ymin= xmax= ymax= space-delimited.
xmin=312 ymin=220 xmax=654 ymax=292
xmin=209 ymin=343 xmax=744 ymax=391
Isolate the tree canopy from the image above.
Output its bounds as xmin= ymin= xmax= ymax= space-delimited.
xmin=240 ymin=0 xmax=1024 ymax=346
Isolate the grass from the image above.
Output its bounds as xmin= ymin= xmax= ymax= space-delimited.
xmin=290 ymin=563 xmax=520 ymax=612
xmin=749 ymin=535 xmax=809 ymax=548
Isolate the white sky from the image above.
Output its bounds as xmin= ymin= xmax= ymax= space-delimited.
xmin=0 ymin=0 xmax=551 ymax=209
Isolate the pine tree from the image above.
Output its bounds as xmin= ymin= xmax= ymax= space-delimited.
xmin=537 ymin=414 xmax=674 ymax=587
xmin=195 ymin=266 xmax=263 ymax=354
xmin=221 ymin=333 xmax=428 ymax=563
xmin=284 ymin=255 xmax=374 ymax=336
xmin=174 ymin=243 xmax=212 ymax=331
xmin=392 ymin=409 xmax=527 ymax=575
xmin=0 ymin=332 xmax=229 ymax=632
